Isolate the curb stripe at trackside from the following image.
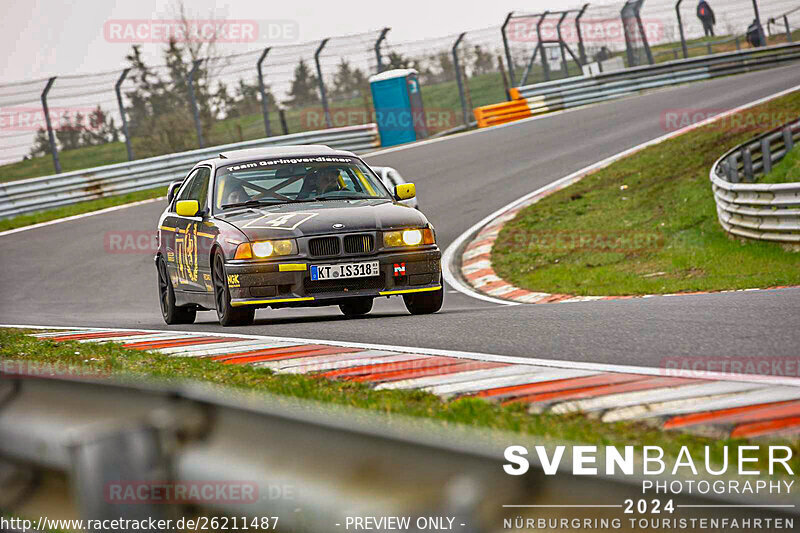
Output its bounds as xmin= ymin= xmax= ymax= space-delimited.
xmin=212 ymin=345 xmax=359 ymax=364
xmin=515 ymin=377 xmax=696 ymax=409
xmin=221 ymin=346 xmax=362 ymax=365
xmin=11 ymin=324 xmax=800 ymax=386
xmin=474 ymin=373 xmax=647 ymax=400
xmin=123 ymin=337 xmax=238 ymax=349
xmin=731 ymin=417 xmax=800 ymax=439
xmin=7 ymin=324 xmax=800 ymax=440
xmin=353 ymin=361 xmax=504 ymax=384
xmin=322 ymin=356 xmax=456 ymax=379
xmin=663 ymin=401 xmax=800 ymax=429
xmin=49 ymin=331 xmax=150 ymax=341
xmin=273 ymin=352 xmax=422 ymax=373
xmin=442 ymin=83 xmax=800 ymax=306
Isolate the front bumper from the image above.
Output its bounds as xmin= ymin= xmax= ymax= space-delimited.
xmin=225 ymin=248 xmax=442 ymax=308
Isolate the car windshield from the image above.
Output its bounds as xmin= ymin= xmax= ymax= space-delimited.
xmin=214 ymin=156 xmax=391 ymax=210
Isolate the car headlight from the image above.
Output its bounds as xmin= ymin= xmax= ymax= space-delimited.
xmin=383 ymin=228 xmax=435 ymax=248
xmin=234 ymin=239 xmax=296 ymax=259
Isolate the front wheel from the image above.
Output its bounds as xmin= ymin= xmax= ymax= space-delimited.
xmin=212 ymin=251 xmax=255 ymax=327
xmin=403 ymin=280 xmax=444 ymax=315
xmin=157 ymin=257 xmax=196 ymax=324
xmin=339 ymin=297 xmax=374 ymax=317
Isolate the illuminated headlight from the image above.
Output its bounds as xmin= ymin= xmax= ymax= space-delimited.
xmin=235 ymin=239 xmax=296 ymax=259
xmin=252 ymin=241 xmax=274 ymax=257
xmin=402 ymin=229 xmax=422 ymax=246
xmin=383 ymin=228 xmax=435 ymax=248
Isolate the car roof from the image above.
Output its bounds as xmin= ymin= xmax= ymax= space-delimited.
xmin=199 ymin=144 xmax=358 ymax=167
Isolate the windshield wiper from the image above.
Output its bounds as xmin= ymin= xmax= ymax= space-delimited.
xmin=221 ymin=199 xmax=281 ymax=209
xmin=297 ymin=196 xmax=373 ymax=202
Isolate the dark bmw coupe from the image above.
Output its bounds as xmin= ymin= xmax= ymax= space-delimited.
xmin=155 ymin=145 xmax=442 ymax=326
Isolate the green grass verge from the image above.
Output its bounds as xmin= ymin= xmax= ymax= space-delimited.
xmin=491 ymin=91 xmax=800 ymax=296
xmin=1 ymin=328 xmax=797 ymax=474
xmin=0 ymin=186 xmax=166 ymax=233
xmin=761 ymin=143 xmax=800 ymax=184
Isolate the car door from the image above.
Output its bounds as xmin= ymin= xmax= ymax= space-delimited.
xmin=173 ymin=167 xmax=211 ymax=292
xmin=162 ymin=169 xmax=198 ymax=290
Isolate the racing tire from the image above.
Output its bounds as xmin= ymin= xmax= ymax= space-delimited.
xmin=402 ymin=278 xmax=444 ymax=315
xmin=339 ymin=297 xmax=374 ymax=317
xmin=157 ymin=257 xmax=196 ymax=325
xmin=212 ymin=251 xmax=255 ymax=327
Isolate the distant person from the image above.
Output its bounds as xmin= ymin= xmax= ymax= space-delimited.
xmin=594 ymin=46 xmax=612 ymax=63
xmin=697 ymin=1 xmax=716 ymax=37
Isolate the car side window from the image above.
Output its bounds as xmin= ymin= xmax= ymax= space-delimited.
xmin=175 ymin=167 xmax=211 ymax=211
xmin=173 ymin=171 xmax=199 ymax=211
xmin=191 ymin=167 xmax=211 ymax=210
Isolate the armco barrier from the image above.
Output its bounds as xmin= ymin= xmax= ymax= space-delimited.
xmin=710 ymin=117 xmax=800 ymax=244
xmin=478 ymin=43 xmax=800 ymax=125
xmin=473 ymin=100 xmax=532 ymax=128
xmin=0 ymin=124 xmax=380 ymax=219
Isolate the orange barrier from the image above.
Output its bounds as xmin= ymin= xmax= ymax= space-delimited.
xmin=473 ymin=98 xmax=532 ymax=128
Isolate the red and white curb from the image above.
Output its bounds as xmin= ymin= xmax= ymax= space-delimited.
xmin=8 ymin=325 xmax=800 ymax=440
xmin=444 ymin=84 xmax=800 ymax=306
xmin=461 ymin=209 xmax=799 ymax=305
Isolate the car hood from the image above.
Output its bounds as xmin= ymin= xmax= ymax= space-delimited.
xmin=217 ymin=199 xmax=428 ymax=241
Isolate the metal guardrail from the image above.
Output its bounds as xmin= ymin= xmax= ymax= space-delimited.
xmin=0 ymin=124 xmax=380 ymax=220
xmin=509 ymin=42 xmax=800 ymax=116
xmin=710 ymin=117 xmax=800 ymax=244
xmin=1 ymin=368 xmax=796 ymax=532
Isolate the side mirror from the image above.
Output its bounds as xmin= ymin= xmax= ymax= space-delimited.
xmin=167 ymin=181 xmax=182 ymax=204
xmin=394 ymin=183 xmax=416 ymax=201
xmin=176 ymin=200 xmax=200 ymax=217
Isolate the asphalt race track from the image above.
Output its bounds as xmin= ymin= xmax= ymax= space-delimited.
xmin=2 ymin=66 xmax=799 ymax=369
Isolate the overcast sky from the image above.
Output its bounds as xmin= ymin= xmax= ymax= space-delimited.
xmin=2 ymin=0 xmax=591 ymax=83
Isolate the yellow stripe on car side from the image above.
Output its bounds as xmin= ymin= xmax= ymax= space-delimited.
xmin=197 ymin=232 xmax=215 ymax=239
xmin=159 ymin=226 xmax=177 ymax=232
xmin=231 ymin=297 xmax=315 ymax=307
xmin=379 ymin=286 xmax=442 ymax=296
xmin=279 ymin=264 xmax=307 ymax=272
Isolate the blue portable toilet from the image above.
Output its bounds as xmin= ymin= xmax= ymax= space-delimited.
xmin=369 ymin=69 xmax=428 ymax=147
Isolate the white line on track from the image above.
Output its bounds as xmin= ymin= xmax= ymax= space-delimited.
xmin=5 ymin=324 xmax=800 ymax=388
xmin=440 ymin=83 xmax=800 ymax=305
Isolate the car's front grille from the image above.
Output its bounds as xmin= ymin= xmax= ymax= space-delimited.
xmin=309 ymin=237 xmax=340 ymax=257
xmin=305 ymin=276 xmax=385 ymax=294
xmin=344 ymin=234 xmax=374 ymax=254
